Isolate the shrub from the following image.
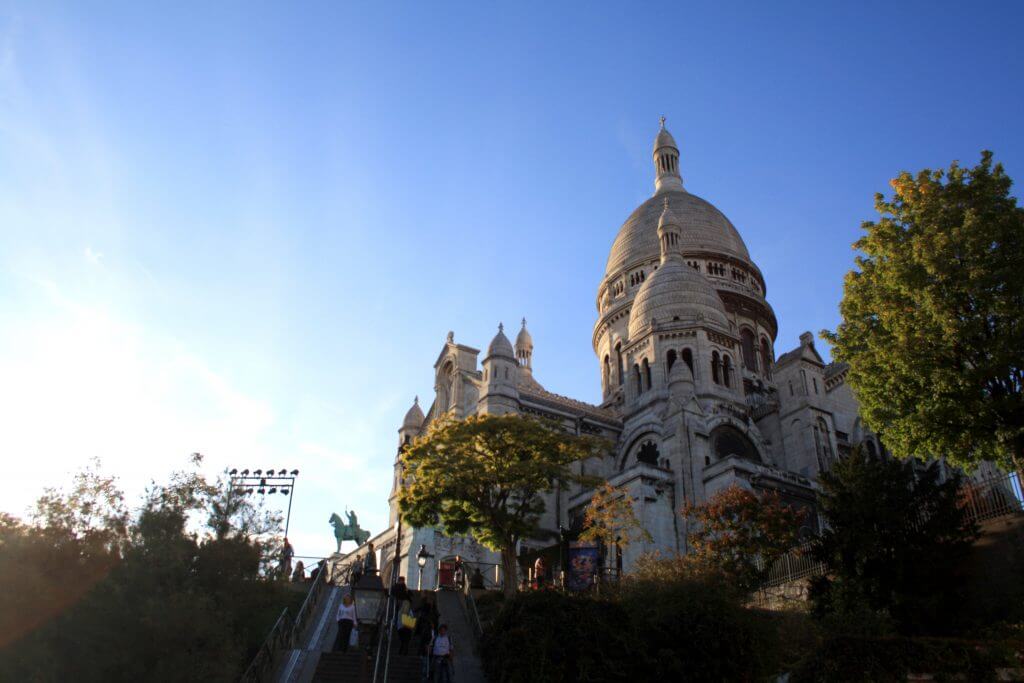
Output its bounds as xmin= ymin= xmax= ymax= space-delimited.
xmin=618 ymin=565 xmax=771 ymax=681
xmin=480 ymin=590 xmax=638 ymax=682
xmin=791 ymin=635 xmax=1004 ymax=682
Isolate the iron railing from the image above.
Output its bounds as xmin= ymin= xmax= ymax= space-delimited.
xmin=239 ymin=561 xmax=335 ymax=682
xmin=960 ymin=471 xmax=1024 ymax=522
xmin=239 ymin=608 xmax=294 ymax=683
xmin=759 ymin=469 xmax=1024 ymax=589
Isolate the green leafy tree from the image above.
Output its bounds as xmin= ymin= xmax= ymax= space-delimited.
xmin=579 ymin=482 xmax=652 ymax=552
xmin=809 ymin=450 xmax=978 ymax=635
xmin=0 ymin=457 xmax=293 ymax=682
xmin=683 ymin=484 xmax=806 ymax=594
xmin=823 ymin=151 xmax=1024 ymax=472
xmin=399 ymin=414 xmax=604 ymax=599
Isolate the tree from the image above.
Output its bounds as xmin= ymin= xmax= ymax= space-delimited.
xmin=808 ymin=449 xmax=978 ymax=635
xmin=683 ymin=485 xmax=806 ymax=594
xmin=398 ymin=414 xmax=604 ymax=599
xmin=578 ymin=482 xmax=651 ymax=553
xmin=0 ymin=457 xmax=292 ymax=682
xmin=823 ymin=152 xmax=1024 ymax=472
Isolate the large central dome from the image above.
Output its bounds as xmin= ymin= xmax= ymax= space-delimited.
xmin=605 ymin=189 xmax=750 ymax=277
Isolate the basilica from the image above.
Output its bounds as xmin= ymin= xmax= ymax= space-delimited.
xmin=353 ymin=121 xmax=881 ymax=587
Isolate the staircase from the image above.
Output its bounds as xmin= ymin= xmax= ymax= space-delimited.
xmin=434 ymin=589 xmax=486 ymax=683
xmin=313 ymin=649 xmax=421 ymax=683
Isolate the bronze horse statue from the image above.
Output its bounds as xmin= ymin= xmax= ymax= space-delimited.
xmin=329 ymin=509 xmax=369 ymax=553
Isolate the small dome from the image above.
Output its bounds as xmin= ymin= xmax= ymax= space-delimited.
xmin=628 ymin=261 xmax=729 ymax=339
xmin=653 ymin=126 xmax=678 ymax=153
xmin=402 ymin=397 xmax=425 ymax=430
xmin=515 ymin=318 xmax=533 ymax=351
xmin=487 ymin=323 xmax=515 ymax=359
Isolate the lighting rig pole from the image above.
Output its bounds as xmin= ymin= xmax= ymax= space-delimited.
xmin=228 ymin=467 xmax=300 ymax=539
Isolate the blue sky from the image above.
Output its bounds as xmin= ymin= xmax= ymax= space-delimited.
xmin=2 ymin=2 xmax=1022 ymax=561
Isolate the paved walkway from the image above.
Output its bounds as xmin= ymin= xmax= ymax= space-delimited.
xmin=435 ymin=589 xmax=485 ymax=683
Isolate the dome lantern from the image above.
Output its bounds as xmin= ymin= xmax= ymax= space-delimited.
xmin=653 ymin=116 xmax=684 ymax=195
xmin=656 ymin=197 xmax=684 ymax=264
xmin=515 ymin=318 xmax=533 ymax=370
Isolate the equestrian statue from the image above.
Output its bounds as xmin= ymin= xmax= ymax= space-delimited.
xmin=329 ymin=509 xmax=370 ymax=553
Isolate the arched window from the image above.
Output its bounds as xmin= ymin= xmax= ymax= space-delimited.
xmin=740 ymin=328 xmax=757 ymax=371
xmin=666 ymin=349 xmax=677 ymax=374
xmin=723 ymin=355 xmax=733 ymax=388
xmin=642 ymin=358 xmax=652 ymax=390
xmin=615 ymin=343 xmax=624 ymax=386
xmin=760 ymin=338 xmax=772 ymax=379
xmin=800 ymin=369 xmax=808 ymax=395
xmin=603 ymin=355 xmax=610 ymax=393
xmin=710 ymin=425 xmax=759 ymax=462
xmin=633 ymin=364 xmax=643 ymax=395
xmin=711 ymin=351 xmax=721 ymax=384
xmin=682 ymin=348 xmax=694 ymax=376
xmin=865 ymin=439 xmax=878 ymax=458
xmin=813 ymin=418 xmax=834 ymax=471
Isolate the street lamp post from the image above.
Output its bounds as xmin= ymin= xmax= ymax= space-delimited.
xmin=228 ymin=468 xmax=300 ymax=538
xmin=416 ymin=544 xmax=434 ymax=591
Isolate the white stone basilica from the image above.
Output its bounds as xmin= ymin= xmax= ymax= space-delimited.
xmin=353 ymin=122 xmax=882 ymax=588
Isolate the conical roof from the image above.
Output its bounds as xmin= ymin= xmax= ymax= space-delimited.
xmin=401 ymin=397 xmax=425 ymax=430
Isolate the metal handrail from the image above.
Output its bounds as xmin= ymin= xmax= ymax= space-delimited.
xmin=239 ymin=561 xmax=336 ymax=682
xmin=292 ymin=561 xmax=333 ymax=645
xmin=464 ymin=589 xmax=484 ymax=642
xmin=370 ymin=585 xmax=394 ymax=683
xmin=239 ymin=608 xmax=294 ymax=683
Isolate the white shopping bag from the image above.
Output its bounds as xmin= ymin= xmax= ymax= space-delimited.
xmin=349 ymin=626 xmax=359 ymax=648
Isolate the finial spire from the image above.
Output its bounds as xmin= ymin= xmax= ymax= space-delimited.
xmin=414 ymin=395 xmax=419 ymax=405
xmin=659 ymin=115 xmax=666 ymax=129
xmin=521 ymin=317 xmax=527 ymax=328
xmin=498 ymin=322 xmax=504 ymax=333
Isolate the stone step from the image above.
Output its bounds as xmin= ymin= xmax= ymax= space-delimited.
xmin=313 ymin=652 xmax=422 ymax=683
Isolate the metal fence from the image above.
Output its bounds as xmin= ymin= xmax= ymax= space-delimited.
xmin=760 ymin=469 xmax=1023 ymax=589
xmin=960 ymin=471 xmax=1024 ymax=522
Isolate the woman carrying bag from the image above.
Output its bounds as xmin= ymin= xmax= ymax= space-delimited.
xmin=334 ymin=593 xmax=357 ymax=652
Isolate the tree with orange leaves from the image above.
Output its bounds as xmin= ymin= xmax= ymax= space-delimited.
xmin=683 ymin=484 xmax=806 ymax=593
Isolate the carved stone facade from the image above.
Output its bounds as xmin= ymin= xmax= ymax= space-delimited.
xmin=360 ymin=121 xmax=881 ymax=585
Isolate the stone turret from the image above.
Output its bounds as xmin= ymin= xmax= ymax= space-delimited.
xmin=398 ymin=396 xmax=424 ymax=449
xmin=478 ymin=323 xmax=519 ymax=415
